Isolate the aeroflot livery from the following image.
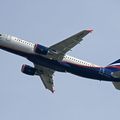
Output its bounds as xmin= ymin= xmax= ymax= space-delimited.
xmin=0 ymin=30 xmax=120 ymax=93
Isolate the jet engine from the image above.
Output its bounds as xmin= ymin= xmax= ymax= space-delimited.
xmin=34 ymin=44 xmax=49 ymax=55
xmin=21 ymin=64 xmax=36 ymax=76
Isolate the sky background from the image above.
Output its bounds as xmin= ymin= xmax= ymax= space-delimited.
xmin=0 ymin=0 xmax=120 ymax=120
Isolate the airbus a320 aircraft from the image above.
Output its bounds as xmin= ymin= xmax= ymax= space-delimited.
xmin=0 ymin=30 xmax=120 ymax=93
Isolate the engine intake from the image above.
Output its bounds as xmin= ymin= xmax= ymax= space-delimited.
xmin=21 ymin=64 xmax=36 ymax=76
xmin=34 ymin=44 xmax=48 ymax=55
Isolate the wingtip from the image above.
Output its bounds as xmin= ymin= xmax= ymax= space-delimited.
xmin=52 ymin=90 xmax=55 ymax=93
xmin=87 ymin=29 xmax=93 ymax=32
xmin=47 ymin=89 xmax=55 ymax=93
xmin=50 ymin=86 xmax=55 ymax=93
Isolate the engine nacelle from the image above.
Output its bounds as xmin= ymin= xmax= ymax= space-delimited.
xmin=34 ymin=44 xmax=49 ymax=55
xmin=21 ymin=64 xmax=36 ymax=76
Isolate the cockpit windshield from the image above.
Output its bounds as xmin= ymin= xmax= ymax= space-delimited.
xmin=0 ymin=34 xmax=2 ymax=36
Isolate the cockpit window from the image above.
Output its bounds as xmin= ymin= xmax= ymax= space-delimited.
xmin=0 ymin=34 xmax=2 ymax=36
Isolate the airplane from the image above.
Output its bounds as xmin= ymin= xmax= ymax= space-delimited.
xmin=0 ymin=30 xmax=120 ymax=93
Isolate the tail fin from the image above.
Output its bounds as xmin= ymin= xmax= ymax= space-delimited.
xmin=109 ymin=59 xmax=120 ymax=66
xmin=108 ymin=59 xmax=120 ymax=90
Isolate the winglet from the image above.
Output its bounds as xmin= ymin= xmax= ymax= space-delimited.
xmin=87 ymin=29 xmax=93 ymax=33
xmin=51 ymin=86 xmax=55 ymax=93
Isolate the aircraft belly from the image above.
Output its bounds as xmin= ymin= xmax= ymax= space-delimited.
xmin=27 ymin=55 xmax=66 ymax=72
xmin=66 ymin=64 xmax=119 ymax=81
xmin=67 ymin=66 xmax=99 ymax=79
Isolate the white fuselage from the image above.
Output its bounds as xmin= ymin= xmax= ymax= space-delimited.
xmin=0 ymin=34 xmax=99 ymax=68
xmin=0 ymin=34 xmax=34 ymax=53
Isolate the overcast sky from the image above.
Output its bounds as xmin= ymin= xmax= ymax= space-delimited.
xmin=0 ymin=0 xmax=120 ymax=120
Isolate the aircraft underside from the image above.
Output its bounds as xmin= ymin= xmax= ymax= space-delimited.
xmin=1 ymin=30 xmax=120 ymax=92
xmin=1 ymin=45 xmax=120 ymax=83
xmin=28 ymin=54 xmax=120 ymax=82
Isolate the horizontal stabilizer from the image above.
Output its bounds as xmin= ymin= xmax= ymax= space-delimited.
xmin=111 ymin=71 xmax=120 ymax=78
xmin=113 ymin=82 xmax=120 ymax=90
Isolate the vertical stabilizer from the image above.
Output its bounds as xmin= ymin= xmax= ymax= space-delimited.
xmin=109 ymin=59 xmax=120 ymax=66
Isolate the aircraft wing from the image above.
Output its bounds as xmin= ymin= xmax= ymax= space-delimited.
xmin=35 ymin=65 xmax=55 ymax=93
xmin=112 ymin=82 xmax=120 ymax=90
xmin=48 ymin=29 xmax=93 ymax=60
xmin=111 ymin=71 xmax=120 ymax=90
